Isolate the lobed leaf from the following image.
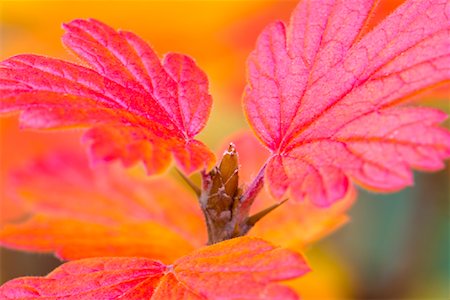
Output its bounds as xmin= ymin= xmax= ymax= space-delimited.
xmin=244 ymin=0 xmax=450 ymax=206
xmin=0 ymin=19 xmax=215 ymax=175
xmin=0 ymin=150 xmax=205 ymax=262
xmin=0 ymin=237 xmax=310 ymax=300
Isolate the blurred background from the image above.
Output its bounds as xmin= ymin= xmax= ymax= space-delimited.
xmin=1 ymin=0 xmax=448 ymax=299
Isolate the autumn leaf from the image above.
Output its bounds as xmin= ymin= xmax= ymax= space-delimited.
xmin=0 ymin=18 xmax=215 ymax=175
xmin=0 ymin=237 xmax=310 ymax=300
xmin=0 ymin=150 xmax=206 ymax=262
xmin=1 ymin=139 xmax=356 ymax=263
xmin=244 ymin=0 xmax=450 ymax=206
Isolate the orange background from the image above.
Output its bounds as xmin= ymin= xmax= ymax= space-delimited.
xmin=1 ymin=1 xmax=448 ymax=299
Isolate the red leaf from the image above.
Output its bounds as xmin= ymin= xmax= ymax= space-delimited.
xmin=0 ymin=19 xmax=215 ymax=174
xmin=244 ymin=0 xmax=450 ymax=206
xmin=0 ymin=237 xmax=310 ymax=300
xmin=0 ymin=150 xmax=205 ymax=262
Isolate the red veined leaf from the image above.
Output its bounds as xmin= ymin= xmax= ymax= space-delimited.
xmin=0 ymin=18 xmax=215 ymax=175
xmin=244 ymin=0 xmax=450 ymax=206
xmin=0 ymin=150 xmax=206 ymax=262
xmin=0 ymin=237 xmax=310 ymax=300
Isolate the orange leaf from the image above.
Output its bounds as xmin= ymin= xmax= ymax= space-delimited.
xmin=243 ymin=0 xmax=450 ymax=206
xmin=0 ymin=150 xmax=205 ymax=262
xmin=0 ymin=19 xmax=215 ymax=174
xmin=0 ymin=216 xmax=197 ymax=263
xmin=0 ymin=237 xmax=310 ymax=299
xmin=0 ymin=117 xmax=81 ymax=225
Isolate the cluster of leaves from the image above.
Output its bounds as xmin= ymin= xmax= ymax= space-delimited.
xmin=0 ymin=0 xmax=449 ymax=298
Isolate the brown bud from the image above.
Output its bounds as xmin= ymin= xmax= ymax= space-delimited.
xmin=201 ymin=143 xmax=242 ymax=244
xmin=200 ymin=144 xmax=282 ymax=244
xmin=218 ymin=143 xmax=239 ymax=198
xmin=207 ymin=143 xmax=239 ymax=213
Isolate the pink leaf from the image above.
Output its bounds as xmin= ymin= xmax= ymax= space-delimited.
xmin=244 ymin=0 xmax=450 ymax=206
xmin=0 ymin=19 xmax=215 ymax=174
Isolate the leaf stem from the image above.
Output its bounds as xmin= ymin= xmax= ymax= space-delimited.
xmin=175 ymin=168 xmax=201 ymax=197
xmin=246 ymin=198 xmax=288 ymax=227
xmin=239 ymin=163 xmax=266 ymax=217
